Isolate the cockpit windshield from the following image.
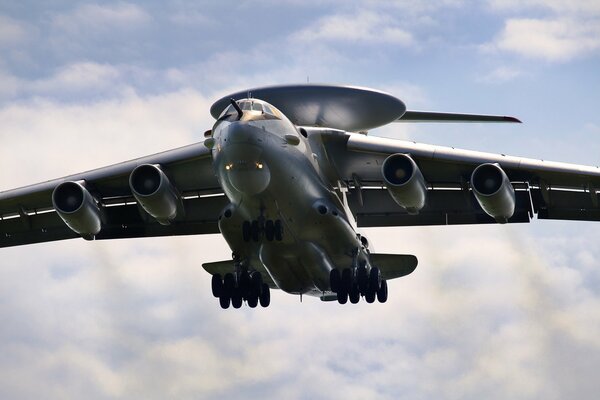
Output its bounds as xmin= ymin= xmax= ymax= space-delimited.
xmin=217 ymin=99 xmax=280 ymax=121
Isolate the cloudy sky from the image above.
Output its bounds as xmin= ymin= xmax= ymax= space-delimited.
xmin=1 ymin=1 xmax=600 ymax=399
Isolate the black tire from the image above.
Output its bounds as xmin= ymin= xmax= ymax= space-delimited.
xmin=274 ymin=220 xmax=283 ymax=241
xmin=211 ymin=274 xmax=222 ymax=298
xmin=265 ymin=220 xmax=275 ymax=241
xmin=219 ymin=293 xmax=230 ymax=309
xmin=369 ymin=267 xmax=381 ymax=293
xmin=349 ymin=282 xmax=360 ymax=304
xmin=223 ymin=273 xmax=235 ymax=296
xmin=247 ymin=293 xmax=258 ymax=308
xmin=329 ymin=269 xmax=341 ymax=292
xmin=337 ymin=288 xmax=348 ymax=304
xmin=365 ymin=288 xmax=376 ymax=304
xmin=251 ymin=220 xmax=260 ymax=242
xmin=242 ymin=221 xmax=251 ymax=242
xmin=231 ymin=294 xmax=243 ymax=308
xmin=251 ymin=271 xmax=263 ymax=293
xmin=239 ymin=270 xmax=251 ymax=298
xmin=341 ymin=268 xmax=353 ymax=293
xmin=356 ymin=265 xmax=368 ymax=294
xmin=259 ymin=283 xmax=271 ymax=307
xmin=377 ymin=280 xmax=388 ymax=303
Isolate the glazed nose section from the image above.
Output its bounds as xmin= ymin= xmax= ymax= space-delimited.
xmin=222 ymin=123 xmax=271 ymax=195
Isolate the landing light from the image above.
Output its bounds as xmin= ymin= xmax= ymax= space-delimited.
xmin=256 ymin=162 xmax=263 ymax=169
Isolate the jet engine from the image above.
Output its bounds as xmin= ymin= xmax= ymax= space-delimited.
xmin=129 ymin=164 xmax=180 ymax=225
xmin=470 ymin=163 xmax=515 ymax=223
xmin=382 ymin=153 xmax=427 ymax=214
xmin=52 ymin=181 xmax=102 ymax=239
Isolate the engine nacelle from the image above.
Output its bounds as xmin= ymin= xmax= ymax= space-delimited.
xmin=129 ymin=164 xmax=179 ymax=225
xmin=52 ymin=181 xmax=102 ymax=239
xmin=471 ymin=163 xmax=515 ymax=223
xmin=382 ymin=153 xmax=427 ymax=214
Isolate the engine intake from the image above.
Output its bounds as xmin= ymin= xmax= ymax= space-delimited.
xmin=382 ymin=154 xmax=427 ymax=214
xmin=129 ymin=164 xmax=180 ymax=225
xmin=52 ymin=181 xmax=102 ymax=239
xmin=471 ymin=163 xmax=515 ymax=223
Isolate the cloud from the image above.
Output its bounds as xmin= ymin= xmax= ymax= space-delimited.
xmin=51 ymin=3 xmax=151 ymax=33
xmin=0 ymin=15 xmax=29 ymax=46
xmin=293 ymin=11 xmax=414 ymax=46
xmin=0 ymin=89 xmax=213 ymax=189
xmin=478 ymin=65 xmax=524 ymax=83
xmin=487 ymin=0 xmax=600 ymax=14
xmin=486 ymin=17 xmax=600 ymax=62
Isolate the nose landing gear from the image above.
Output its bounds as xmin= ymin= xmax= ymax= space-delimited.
xmin=242 ymin=219 xmax=283 ymax=242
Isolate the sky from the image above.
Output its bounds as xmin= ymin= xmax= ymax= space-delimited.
xmin=1 ymin=1 xmax=600 ymax=399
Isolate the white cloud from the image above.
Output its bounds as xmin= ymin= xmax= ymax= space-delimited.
xmin=0 ymin=90 xmax=213 ymax=189
xmin=488 ymin=0 xmax=600 ymax=14
xmin=293 ymin=11 xmax=414 ymax=46
xmin=0 ymin=15 xmax=28 ymax=46
xmin=52 ymin=3 xmax=151 ymax=33
xmin=487 ymin=17 xmax=600 ymax=62
xmin=478 ymin=65 xmax=524 ymax=83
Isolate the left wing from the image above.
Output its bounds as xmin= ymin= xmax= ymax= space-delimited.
xmin=0 ymin=142 xmax=225 ymax=248
xmin=318 ymin=131 xmax=600 ymax=227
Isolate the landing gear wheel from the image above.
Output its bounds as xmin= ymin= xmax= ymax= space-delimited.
xmin=211 ymin=274 xmax=222 ymax=298
xmin=231 ymin=288 xmax=243 ymax=309
xmin=349 ymin=282 xmax=360 ymax=304
xmin=219 ymin=293 xmax=231 ymax=309
xmin=337 ymin=288 xmax=348 ymax=304
xmin=265 ymin=220 xmax=275 ymax=241
xmin=223 ymin=273 xmax=235 ymax=295
xmin=356 ymin=265 xmax=368 ymax=294
xmin=274 ymin=220 xmax=283 ymax=241
xmin=365 ymin=288 xmax=376 ymax=304
xmin=377 ymin=280 xmax=388 ymax=303
xmin=247 ymin=272 xmax=262 ymax=308
xmin=239 ymin=270 xmax=251 ymax=298
xmin=247 ymin=293 xmax=258 ymax=308
xmin=369 ymin=267 xmax=381 ymax=293
xmin=341 ymin=268 xmax=352 ymax=293
xmin=251 ymin=220 xmax=260 ymax=242
xmin=329 ymin=269 xmax=341 ymax=292
xmin=242 ymin=221 xmax=251 ymax=242
xmin=259 ymin=283 xmax=271 ymax=307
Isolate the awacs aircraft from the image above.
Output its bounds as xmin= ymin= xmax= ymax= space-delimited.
xmin=1 ymin=84 xmax=599 ymax=309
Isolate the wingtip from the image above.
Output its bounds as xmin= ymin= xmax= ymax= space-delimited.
xmin=505 ymin=116 xmax=522 ymax=123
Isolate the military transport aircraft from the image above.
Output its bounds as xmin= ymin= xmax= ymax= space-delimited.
xmin=1 ymin=84 xmax=599 ymax=309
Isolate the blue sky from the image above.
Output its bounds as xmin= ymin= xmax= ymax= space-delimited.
xmin=1 ymin=1 xmax=600 ymax=399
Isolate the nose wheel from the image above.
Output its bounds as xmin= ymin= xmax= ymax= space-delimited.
xmin=242 ymin=219 xmax=283 ymax=242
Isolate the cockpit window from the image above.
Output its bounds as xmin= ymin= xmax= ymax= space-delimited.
xmin=217 ymin=99 xmax=281 ymax=122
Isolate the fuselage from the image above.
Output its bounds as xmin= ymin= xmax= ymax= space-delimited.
xmin=210 ymin=99 xmax=368 ymax=296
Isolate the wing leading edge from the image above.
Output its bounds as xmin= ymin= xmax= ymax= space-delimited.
xmin=0 ymin=142 xmax=224 ymax=248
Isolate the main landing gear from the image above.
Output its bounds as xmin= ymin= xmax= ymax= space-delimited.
xmin=242 ymin=219 xmax=283 ymax=242
xmin=329 ymin=266 xmax=388 ymax=304
xmin=211 ymin=271 xmax=271 ymax=309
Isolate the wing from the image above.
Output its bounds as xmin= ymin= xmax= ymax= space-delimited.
xmin=316 ymin=131 xmax=600 ymax=227
xmin=0 ymin=142 xmax=226 ymax=248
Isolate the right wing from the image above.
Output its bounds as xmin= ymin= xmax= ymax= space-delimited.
xmin=0 ymin=142 xmax=226 ymax=248
xmin=316 ymin=130 xmax=600 ymax=227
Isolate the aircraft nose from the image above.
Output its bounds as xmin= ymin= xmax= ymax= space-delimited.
xmin=220 ymin=122 xmax=271 ymax=195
